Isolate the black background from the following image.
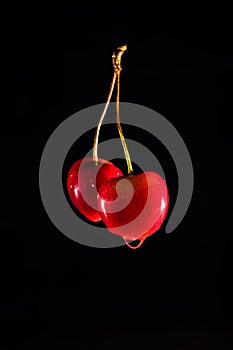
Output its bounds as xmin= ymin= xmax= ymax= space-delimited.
xmin=2 ymin=2 xmax=233 ymax=349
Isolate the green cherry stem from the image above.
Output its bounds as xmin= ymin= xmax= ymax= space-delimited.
xmin=93 ymin=45 xmax=133 ymax=175
xmin=115 ymin=69 xmax=133 ymax=175
xmin=93 ymin=72 xmax=117 ymax=164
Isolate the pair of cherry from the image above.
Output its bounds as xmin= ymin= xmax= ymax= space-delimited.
xmin=67 ymin=157 xmax=169 ymax=248
xmin=66 ymin=45 xmax=169 ymax=249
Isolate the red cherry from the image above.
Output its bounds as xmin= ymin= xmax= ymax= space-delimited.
xmin=67 ymin=158 xmax=123 ymax=222
xmin=97 ymin=171 xmax=169 ymax=242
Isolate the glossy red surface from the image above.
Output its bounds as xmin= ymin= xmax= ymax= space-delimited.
xmin=97 ymin=171 xmax=169 ymax=241
xmin=67 ymin=158 xmax=123 ymax=222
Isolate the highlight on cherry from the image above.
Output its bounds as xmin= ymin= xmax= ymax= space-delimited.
xmin=66 ymin=45 xmax=169 ymax=249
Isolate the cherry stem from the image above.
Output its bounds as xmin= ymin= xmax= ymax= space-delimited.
xmin=124 ymin=239 xmax=145 ymax=249
xmin=93 ymin=45 xmax=133 ymax=175
xmin=116 ymin=70 xmax=133 ymax=175
xmin=93 ymin=72 xmax=117 ymax=164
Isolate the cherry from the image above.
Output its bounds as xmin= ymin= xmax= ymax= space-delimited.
xmin=67 ymin=158 xmax=122 ymax=222
xmin=66 ymin=45 xmax=170 ymax=249
xmin=66 ymin=47 xmax=127 ymax=223
xmin=97 ymin=171 xmax=169 ymax=242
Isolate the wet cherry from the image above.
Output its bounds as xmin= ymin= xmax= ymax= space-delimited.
xmin=66 ymin=45 xmax=170 ymax=249
xmin=67 ymin=158 xmax=122 ymax=222
xmin=97 ymin=171 xmax=169 ymax=242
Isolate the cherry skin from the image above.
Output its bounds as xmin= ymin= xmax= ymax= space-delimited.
xmin=97 ymin=171 xmax=169 ymax=241
xmin=67 ymin=158 xmax=123 ymax=222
